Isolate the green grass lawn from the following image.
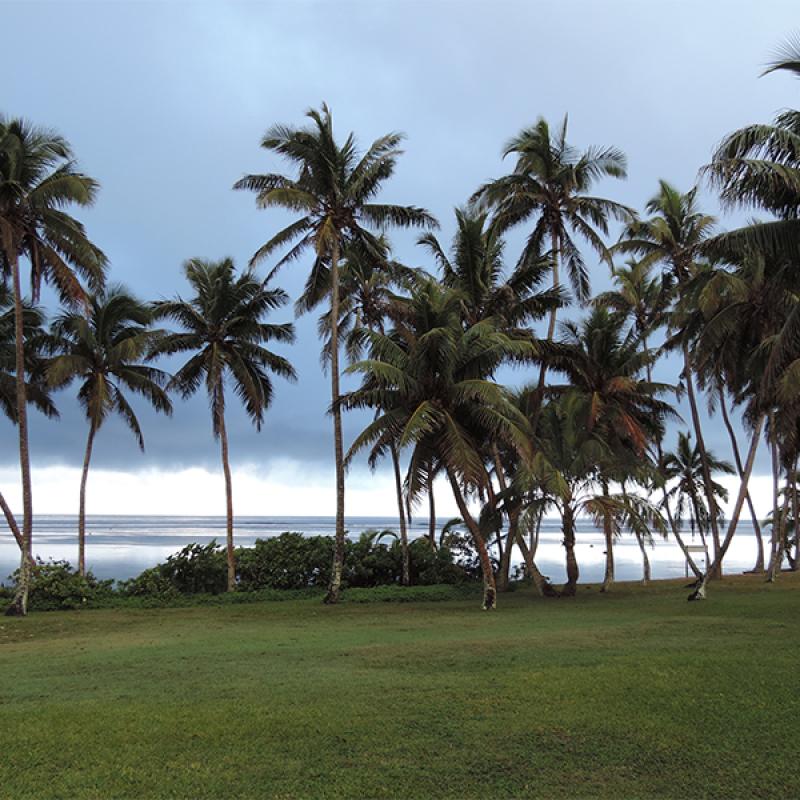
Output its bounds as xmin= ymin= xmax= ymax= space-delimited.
xmin=1 ymin=574 xmax=798 ymax=799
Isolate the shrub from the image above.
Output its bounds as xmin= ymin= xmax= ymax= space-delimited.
xmin=5 ymin=559 xmax=114 ymax=611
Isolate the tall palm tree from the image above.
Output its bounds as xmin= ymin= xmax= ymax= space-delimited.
xmin=0 ymin=117 xmax=106 ymax=616
xmin=0 ymin=284 xmax=57 ymax=550
xmin=473 ymin=116 xmax=632 ymax=378
xmin=234 ymin=103 xmax=437 ymax=603
xmin=153 ymin=258 xmax=296 ymax=591
xmin=305 ymin=239 xmax=418 ymax=586
xmin=47 ymin=287 xmax=172 ymax=575
xmin=342 ymin=280 xmax=536 ymax=609
xmin=616 ymin=181 xmax=731 ymax=576
xmin=419 ymin=206 xmax=562 ymax=588
xmin=546 ymin=308 xmax=675 ymax=590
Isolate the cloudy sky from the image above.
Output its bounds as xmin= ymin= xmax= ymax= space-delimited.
xmin=1 ymin=0 xmax=797 ymax=518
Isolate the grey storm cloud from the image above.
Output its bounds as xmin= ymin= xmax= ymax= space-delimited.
xmin=2 ymin=0 xmax=797 ymax=477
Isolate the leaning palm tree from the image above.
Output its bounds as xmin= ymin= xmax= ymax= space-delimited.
xmin=0 ymin=116 xmax=106 ymax=616
xmin=234 ymin=103 xmax=437 ymax=603
xmin=153 ymin=258 xmax=296 ymax=591
xmin=342 ymin=280 xmax=536 ymax=609
xmin=47 ymin=287 xmax=172 ymax=575
xmin=0 ymin=284 xmax=58 ymax=551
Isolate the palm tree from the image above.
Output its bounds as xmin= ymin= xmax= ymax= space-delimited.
xmin=47 ymin=287 xmax=172 ymax=575
xmin=616 ymin=181 xmax=732 ymax=576
xmin=0 ymin=284 xmax=57 ymax=551
xmin=419 ymin=206 xmax=562 ymax=588
xmin=342 ymin=280 xmax=536 ymax=609
xmin=472 ymin=117 xmax=633 ymax=420
xmin=300 ymin=239 xmax=418 ymax=585
xmin=546 ymin=307 xmax=675 ymax=590
xmin=0 ymin=117 xmax=106 ymax=616
xmin=234 ymin=103 xmax=437 ymax=603
xmin=153 ymin=258 xmax=296 ymax=591
xmin=661 ymin=432 xmax=734 ymax=566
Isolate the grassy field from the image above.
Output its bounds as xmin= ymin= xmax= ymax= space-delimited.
xmin=0 ymin=574 xmax=798 ymax=799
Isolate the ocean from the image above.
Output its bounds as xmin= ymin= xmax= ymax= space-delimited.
xmin=0 ymin=514 xmax=766 ymax=585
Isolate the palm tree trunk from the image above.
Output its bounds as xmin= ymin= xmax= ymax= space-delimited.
xmin=767 ymin=422 xmax=782 ymax=583
xmin=217 ymin=391 xmax=236 ymax=592
xmin=6 ymin=251 xmax=33 ymax=617
xmin=634 ymin=529 xmax=651 ymax=584
xmin=78 ymin=422 xmax=97 ymax=576
xmin=600 ymin=481 xmax=615 ymax=593
xmin=515 ymin=524 xmax=557 ymax=597
xmin=491 ymin=445 xmax=515 ymax=592
xmin=446 ymin=469 xmax=496 ymax=609
xmin=325 ymin=239 xmax=346 ymax=604
xmin=718 ymin=386 xmax=764 ymax=572
xmin=682 ymin=341 xmax=722 ymax=578
xmin=562 ymin=502 xmax=579 ymax=596
xmin=390 ymin=442 xmax=410 ymax=586
xmin=791 ymin=458 xmax=799 ymax=571
xmin=427 ymin=481 xmax=436 ymax=550
xmin=0 ymin=489 xmax=23 ymax=551
xmin=689 ymin=413 xmax=765 ymax=600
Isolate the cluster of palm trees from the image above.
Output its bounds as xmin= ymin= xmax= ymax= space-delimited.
xmin=3 ymin=39 xmax=800 ymax=614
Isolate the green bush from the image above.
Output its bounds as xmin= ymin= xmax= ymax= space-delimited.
xmin=4 ymin=559 xmax=115 ymax=611
xmin=236 ymin=533 xmax=333 ymax=591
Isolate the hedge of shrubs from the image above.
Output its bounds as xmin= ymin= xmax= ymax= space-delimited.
xmin=1 ymin=530 xmax=483 ymax=611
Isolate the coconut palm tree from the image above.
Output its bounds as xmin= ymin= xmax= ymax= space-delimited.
xmin=153 ymin=258 xmax=296 ymax=591
xmin=546 ymin=307 xmax=675 ymax=590
xmin=616 ymin=181 xmax=731 ymax=576
xmin=473 ymin=116 xmax=632 ymax=358
xmin=0 ymin=116 xmax=106 ymax=616
xmin=342 ymin=280 xmax=536 ymax=609
xmin=234 ymin=103 xmax=437 ymax=603
xmin=0 ymin=284 xmax=58 ymax=550
xmin=661 ymin=432 xmax=734 ymax=565
xmin=305 ymin=239 xmax=419 ymax=586
xmin=419 ymin=205 xmax=562 ymax=588
xmin=47 ymin=287 xmax=172 ymax=575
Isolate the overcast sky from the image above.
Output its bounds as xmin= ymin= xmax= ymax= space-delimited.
xmin=1 ymin=0 xmax=797 ymax=517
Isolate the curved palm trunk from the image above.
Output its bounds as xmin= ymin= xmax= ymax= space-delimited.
xmin=634 ymin=529 xmax=651 ymax=584
xmin=515 ymin=524 xmax=558 ymax=597
xmin=0 ymin=489 xmax=23 ymax=551
xmin=719 ymin=387 xmax=764 ymax=572
xmin=682 ymin=341 xmax=723 ymax=578
xmin=689 ymin=413 xmax=765 ymax=600
xmin=446 ymin=469 xmax=496 ymax=609
xmin=561 ymin=503 xmax=579 ymax=596
xmin=600 ymin=482 xmax=615 ymax=593
xmin=78 ymin=422 xmax=97 ymax=577
xmin=390 ymin=442 xmax=410 ymax=586
xmin=217 ymin=392 xmax=236 ymax=592
xmin=427 ymin=483 xmax=436 ymax=550
xmin=6 ymin=252 xmax=33 ymax=617
xmin=767 ymin=425 xmax=783 ymax=583
xmin=325 ymin=240 xmax=347 ymax=604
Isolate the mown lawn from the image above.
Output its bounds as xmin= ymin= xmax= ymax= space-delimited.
xmin=0 ymin=574 xmax=798 ymax=799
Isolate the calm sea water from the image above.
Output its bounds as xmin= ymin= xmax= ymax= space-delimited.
xmin=0 ymin=515 xmax=766 ymax=584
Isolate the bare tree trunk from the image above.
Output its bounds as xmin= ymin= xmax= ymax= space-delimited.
xmin=719 ymin=387 xmax=764 ymax=572
xmin=78 ymin=422 xmax=97 ymax=576
xmin=325 ymin=239 xmax=346 ymax=604
xmin=689 ymin=413 xmax=765 ymax=600
xmin=390 ymin=442 xmax=410 ymax=585
xmin=217 ymin=390 xmax=236 ymax=592
xmin=682 ymin=341 xmax=722 ymax=578
xmin=600 ymin=481 xmax=615 ymax=593
xmin=516 ymin=525 xmax=558 ymax=597
xmin=562 ymin=503 xmax=579 ymax=596
xmin=6 ymin=252 xmax=33 ymax=617
xmin=446 ymin=469 xmax=496 ymax=609
xmin=492 ymin=446 xmax=515 ymax=591
xmin=790 ymin=458 xmax=799 ymax=571
xmin=427 ymin=481 xmax=436 ymax=550
xmin=0 ymin=489 xmax=23 ymax=551
xmin=634 ymin=529 xmax=651 ymax=584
